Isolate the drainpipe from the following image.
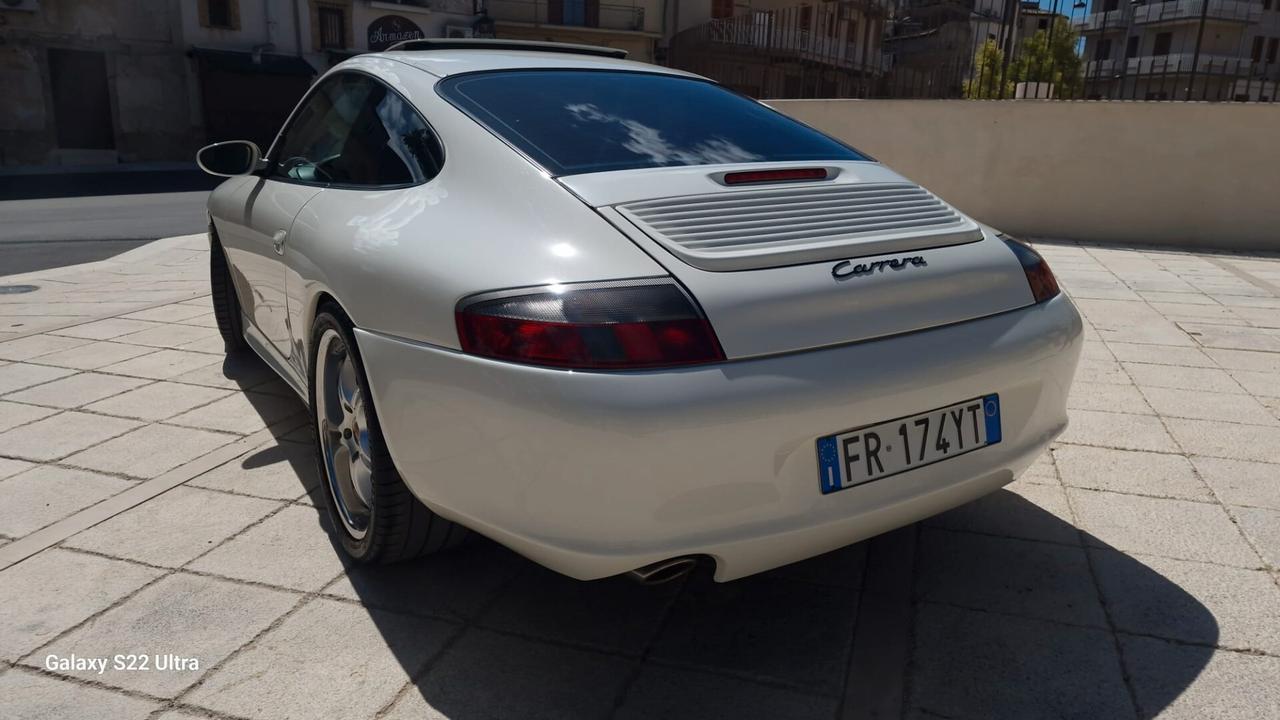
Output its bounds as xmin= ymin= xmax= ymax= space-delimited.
xmin=1185 ymin=0 xmax=1210 ymax=100
xmin=292 ymin=0 xmax=305 ymax=57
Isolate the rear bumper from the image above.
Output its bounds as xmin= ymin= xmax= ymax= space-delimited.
xmin=356 ymin=294 xmax=1083 ymax=581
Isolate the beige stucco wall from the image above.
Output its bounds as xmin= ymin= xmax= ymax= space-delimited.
xmin=771 ymin=99 xmax=1280 ymax=250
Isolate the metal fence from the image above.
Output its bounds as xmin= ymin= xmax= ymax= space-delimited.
xmin=666 ymin=0 xmax=1280 ymax=102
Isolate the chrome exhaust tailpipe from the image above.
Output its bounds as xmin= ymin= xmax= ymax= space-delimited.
xmin=626 ymin=556 xmax=699 ymax=585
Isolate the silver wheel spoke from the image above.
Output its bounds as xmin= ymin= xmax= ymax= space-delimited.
xmin=350 ymin=450 xmax=374 ymax=508
xmin=316 ymin=329 xmax=372 ymax=541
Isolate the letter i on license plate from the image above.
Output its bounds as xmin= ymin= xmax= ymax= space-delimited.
xmin=817 ymin=395 xmax=1001 ymax=494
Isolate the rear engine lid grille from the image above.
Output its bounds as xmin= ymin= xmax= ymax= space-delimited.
xmin=616 ymin=182 xmax=981 ymax=272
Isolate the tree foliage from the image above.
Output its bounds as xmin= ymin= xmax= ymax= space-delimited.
xmin=965 ymin=18 xmax=1084 ymax=99
xmin=964 ymin=39 xmax=1013 ymax=99
xmin=1011 ymin=18 xmax=1084 ymax=98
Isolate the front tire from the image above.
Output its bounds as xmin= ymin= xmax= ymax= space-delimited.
xmin=309 ymin=307 xmax=463 ymax=563
xmin=209 ymin=233 xmax=248 ymax=353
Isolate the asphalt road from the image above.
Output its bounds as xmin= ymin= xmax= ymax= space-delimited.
xmin=0 ymin=191 xmax=210 ymax=276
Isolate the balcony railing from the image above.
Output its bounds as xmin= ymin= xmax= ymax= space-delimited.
xmin=1085 ymin=52 xmax=1255 ymax=77
xmin=1132 ymin=0 xmax=1261 ymax=24
xmin=1073 ymin=7 xmax=1132 ymax=31
xmin=697 ymin=13 xmax=888 ymax=73
xmin=484 ymin=0 xmax=647 ymax=32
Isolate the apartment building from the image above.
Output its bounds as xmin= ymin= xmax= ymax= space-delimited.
xmin=666 ymin=0 xmax=891 ymax=97
xmin=1077 ymin=0 xmax=1280 ymax=100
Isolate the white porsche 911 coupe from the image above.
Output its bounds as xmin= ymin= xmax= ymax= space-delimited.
xmin=197 ymin=39 xmax=1081 ymax=584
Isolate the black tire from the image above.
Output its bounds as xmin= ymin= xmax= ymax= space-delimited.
xmin=309 ymin=305 xmax=465 ymax=564
xmin=209 ymin=233 xmax=248 ymax=353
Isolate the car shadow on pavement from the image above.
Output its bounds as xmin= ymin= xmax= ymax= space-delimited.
xmin=317 ymin=490 xmax=1217 ymax=720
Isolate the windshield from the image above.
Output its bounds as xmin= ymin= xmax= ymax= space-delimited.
xmin=437 ymin=70 xmax=867 ymax=176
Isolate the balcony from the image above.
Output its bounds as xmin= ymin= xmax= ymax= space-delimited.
xmin=1132 ymin=0 xmax=1261 ymax=25
xmin=484 ymin=0 xmax=648 ymax=33
xmin=1073 ymin=8 xmax=1132 ymax=32
xmin=702 ymin=20 xmax=886 ymax=73
xmin=1085 ymin=52 xmax=1255 ymax=77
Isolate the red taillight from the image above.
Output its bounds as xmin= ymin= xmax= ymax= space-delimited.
xmin=723 ymin=168 xmax=829 ymax=185
xmin=456 ymin=281 xmax=725 ymax=369
xmin=1001 ymin=234 xmax=1061 ymax=304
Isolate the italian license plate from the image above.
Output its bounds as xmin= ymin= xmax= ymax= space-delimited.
xmin=817 ymin=395 xmax=1001 ymax=494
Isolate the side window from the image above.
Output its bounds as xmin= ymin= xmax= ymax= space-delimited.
xmin=271 ymin=73 xmax=444 ymax=187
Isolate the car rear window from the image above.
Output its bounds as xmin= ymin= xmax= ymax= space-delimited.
xmin=437 ymin=70 xmax=867 ymax=176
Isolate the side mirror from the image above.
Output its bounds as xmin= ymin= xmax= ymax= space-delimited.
xmin=196 ymin=140 xmax=262 ymax=177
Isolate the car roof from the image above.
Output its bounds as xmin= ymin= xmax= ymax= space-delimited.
xmin=365 ymin=48 xmax=701 ymax=80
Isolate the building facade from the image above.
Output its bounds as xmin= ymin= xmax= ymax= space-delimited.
xmin=667 ymin=0 xmax=891 ymax=98
xmin=1077 ymin=0 xmax=1280 ymax=100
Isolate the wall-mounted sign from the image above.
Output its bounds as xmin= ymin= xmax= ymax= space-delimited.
xmin=368 ymin=15 xmax=424 ymax=52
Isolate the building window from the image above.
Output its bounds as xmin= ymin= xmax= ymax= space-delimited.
xmin=825 ymin=8 xmax=840 ymax=38
xmin=1253 ymin=36 xmax=1266 ymax=62
xmin=1038 ymin=18 xmax=1048 ymax=30
xmin=200 ymin=0 xmax=239 ymax=30
xmin=319 ymin=6 xmax=346 ymax=48
xmin=798 ymin=5 xmax=813 ymax=29
xmin=1153 ymin=32 xmax=1171 ymax=56
xmin=711 ymin=0 xmax=734 ymax=19
xmin=1102 ymin=0 xmax=1118 ymax=11
xmin=1126 ymin=35 xmax=1139 ymax=58
xmin=1095 ymin=38 xmax=1112 ymax=61
xmin=1268 ymin=37 xmax=1279 ymax=64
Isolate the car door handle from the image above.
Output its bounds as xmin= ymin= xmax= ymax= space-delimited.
xmin=272 ymin=230 xmax=287 ymax=255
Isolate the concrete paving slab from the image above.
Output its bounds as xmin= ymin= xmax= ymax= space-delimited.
xmin=1121 ymin=636 xmax=1280 ymax=720
xmin=1093 ymin=549 xmax=1280 ymax=654
xmin=480 ymin=564 xmax=679 ymax=656
xmin=1053 ymin=444 xmax=1211 ymax=500
xmin=187 ymin=440 xmax=318 ymax=501
xmin=0 ymin=333 xmax=92 ymax=362
xmin=4 ymin=371 xmax=151 ymax=409
xmin=1228 ymin=505 xmax=1280 ymax=568
xmin=63 ymin=486 xmax=280 ymax=567
xmin=0 ymin=399 xmax=58 ymax=433
xmin=0 ymin=548 xmax=160 ymax=661
xmin=390 ymin=627 xmax=629 ymax=720
xmin=187 ymin=504 xmax=346 ymax=592
xmin=0 ymin=669 xmax=159 ymax=720
xmin=84 ymin=380 xmax=231 ymax=421
xmin=62 ymin=423 xmax=237 ymax=478
xmin=0 ymin=410 xmax=141 ymax=462
xmin=917 ymin=527 xmax=1106 ymax=627
xmin=1057 ymin=409 xmax=1179 ymax=453
xmin=0 ymin=456 xmax=34 ymax=481
xmin=1165 ymin=418 xmax=1280 ymax=464
xmin=1229 ymin=369 xmax=1280 ymax=398
xmin=650 ymin=574 xmax=858 ymax=694
xmin=1191 ymin=457 xmax=1280 ymax=510
xmin=36 ymin=572 xmax=297 ymax=698
xmin=908 ymin=602 xmax=1134 ymax=720
xmin=1067 ymin=381 xmax=1153 ymax=414
xmin=0 ymin=362 xmax=77 ymax=395
xmin=1205 ymin=347 xmax=1280 ymax=372
xmin=166 ymin=390 xmax=303 ymax=435
xmin=0 ymin=465 xmax=134 ymax=538
xmin=113 ymin=322 xmax=222 ymax=350
xmin=26 ymin=340 xmax=156 ymax=370
xmin=1068 ymin=489 xmax=1261 ymax=567
xmin=1138 ymin=385 xmax=1278 ymax=425
xmin=323 ymin=539 xmax=522 ymax=623
xmin=122 ymin=304 xmax=212 ymax=323
xmin=927 ymin=483 xmax=1079 ymax=545
xmin=187 ymin=598 xmax=456 ymax=720
xmin=615 ymin=665 xmax=838 ymax=720
xmin=1105 ymin=341 xmax=1217 ymax=367
xmin=1123 ymin=362 xmax=1246 ymax=394
xmin=100 ymin=348 xmax=222 ymax=380
xmin=49 ymin=317 xmax=168 ymax=341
